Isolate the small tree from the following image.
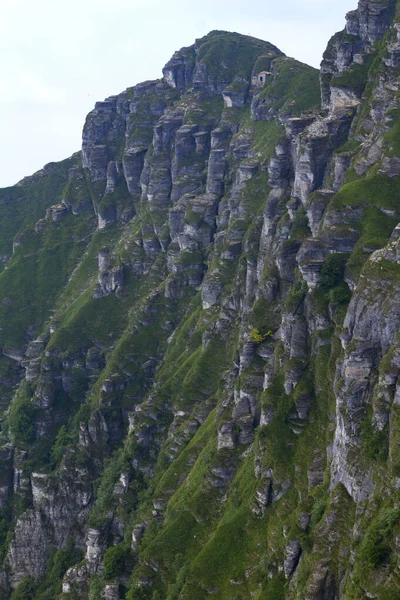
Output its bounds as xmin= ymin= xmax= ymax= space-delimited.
xmin=9 ymin=398 xmax=35 ymax=444
xmin=10 ymin=576 xmax=37 ymax=600
xmin=251 ymin=328 xmax=272 ymax=344
xmin=104 ymin=543 xmax=129 ymax=580
xmin=320 ymin=254 xmax=347 ymax=289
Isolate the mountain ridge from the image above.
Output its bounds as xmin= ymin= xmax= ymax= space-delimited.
xmin=0 ymin=3 xmax=400 ymax=598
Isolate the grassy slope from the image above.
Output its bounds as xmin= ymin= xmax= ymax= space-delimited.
xmin=3 ymin=25 xmax=400 ymax=600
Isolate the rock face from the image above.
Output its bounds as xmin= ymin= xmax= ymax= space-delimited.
xmin=320 ymin=0 xmax=396 ymax=107
xmin=0 ymin=6 xmax=400 ymax=599
xmin=94 ymin=250 xmax=124 ymax=297
xmin=7 ymin=511 xmax=49 ymax=588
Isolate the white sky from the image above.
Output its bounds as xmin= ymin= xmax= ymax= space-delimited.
xmin=0 ymin=0 xmax=356 ymax=187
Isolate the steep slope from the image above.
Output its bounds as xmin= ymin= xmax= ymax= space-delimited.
xmin=0 ymin=5 xmax=400 ymax=599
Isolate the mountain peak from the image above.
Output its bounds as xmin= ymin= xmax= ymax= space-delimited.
xmin=2 ymin=2 xmax=400 ymax=599
xmin=162 ymin=30 xmax=284 ymax=92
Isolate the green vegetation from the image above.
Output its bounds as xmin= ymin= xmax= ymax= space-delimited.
xmin=384 ymin=108 xmax=400 ymax=155
xmin=285 ymin=280 xmax=308 ymax=313
xmin=10 ymin=576 xmax=37 ymax=600
xmin=50 ymin=425 xmax=73 ymax=466
xmin=104 ymin=543 xmax=130 ymax=580
xmin=320 ymin=254 xmax=348 ymax=289
xmin=328 ymin=176 xmax=400 ymax=279
xmin=196 ymin=30 xmax=282 ymax=82
xmin=356 ymin=506 xmax=400 ymax=575
xmin=126 ymin=86 xmax=180 ymax=146
xmin=9 ymin=382 xmax=36 ymax=445
xmin=1 ymin=18 xmax=400 ymax=600
xmin=33 ymin=539 xmax=84 ymax=600
xmin=245 ymin=120 xmax=285 ymax=166
xmin=331 ymin=175 xmax=400 ymax=211
xmin=0 ymin=157 xmax=77 ymax=262
xmin=250 ymin=328 xmax=272 ymax=343
xmin=331 ymin=55 xmax=374 ymax=95
xmin=360 ymin=417 xmax=389 ymax=462
xmin=252 ymin=55 xmax=273 ymax=75
xmin=0 ymin=199 xmax=95 ymax=351
xmin=334 ymin=139 xmax=362 ymax=155
xmin=290 ymin=207 xmax=312 ymax=241
xmin=258 ymin=56 xmax=320 ymax=116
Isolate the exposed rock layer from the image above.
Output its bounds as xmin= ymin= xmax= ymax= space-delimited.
xmin=0 ymin=5 xmax=399 ymax=599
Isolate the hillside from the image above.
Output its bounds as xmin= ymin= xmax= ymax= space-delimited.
xmin=0 ymin=4 xmax=400 ymax=598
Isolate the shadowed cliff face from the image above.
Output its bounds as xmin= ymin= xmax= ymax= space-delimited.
xmin=0 ymin=6 xmax=400 ymax=598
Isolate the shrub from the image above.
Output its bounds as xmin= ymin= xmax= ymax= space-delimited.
xmin=357 ymin=507 xmax=400 ymax=573
xmin=0 ymin=516 xmax=9 ymax=561
xmin=261 ymin=572 xmax=285 ymax=599
xmin=285 ymin=281 xmax=307 ymax=313
xmin=50 ymin=425 xmax=72 ymax=466
xmin=251 ymin=328 xmax=272 ymax=344
xmin=89 ymin=574 xmax=104 ymax=600
xmin=320 ymin=254 xmax=348 ymax=289
xmin=50 ymin=538 xmax=84 ymax=582
xmin=328 ymin=281 xmax=351 ymax=306
xmin=360 ymin=419 xmax=389 ymax=462
xmin=10 ymin=575 xmax=37 ymax=600
xmin=311 ymin=498 xmax=326 ymax=526
xmin=9 ymin=396 xmax=35 ymax=445
xmin=291 ymin=207 xmax=311 ymax=241
xmin=127 ymin=584 xmax=151 ymax=600
xmin=33 ymin=538 xmax=84 ymax=600
xmin=104 ymin=543 xmax=129 ymax=580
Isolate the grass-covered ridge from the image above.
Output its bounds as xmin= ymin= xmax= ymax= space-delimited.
xmin=258 ymin=57 xmax=320 ymax=116
xmin=1 ymin=14 xmax=400 ymax=600
xmin=195 ymin=30 xmax=284 ymax=82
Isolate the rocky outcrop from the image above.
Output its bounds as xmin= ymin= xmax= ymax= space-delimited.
xmin=320 ymin=0 xmax=396 ymax=107
xmin=8 ymin=511 xmax=49 ymax=588
xmin=94 ymin=250 xmax=124 ymax=298
xmin=1 ymin=7 xmax=400 ymax=600
xmin=284 ymin=540 xmax=302 ymax=578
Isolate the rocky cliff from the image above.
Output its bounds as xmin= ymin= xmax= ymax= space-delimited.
xmin=0 ymin=5 xmax=400 ymax=599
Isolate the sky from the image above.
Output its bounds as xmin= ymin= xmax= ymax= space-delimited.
xmin=0 ymin=0 xmax=357 ymax=188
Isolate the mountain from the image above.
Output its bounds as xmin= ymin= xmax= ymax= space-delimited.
xmin=0 ymin=2 xmax=399 ymax=597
